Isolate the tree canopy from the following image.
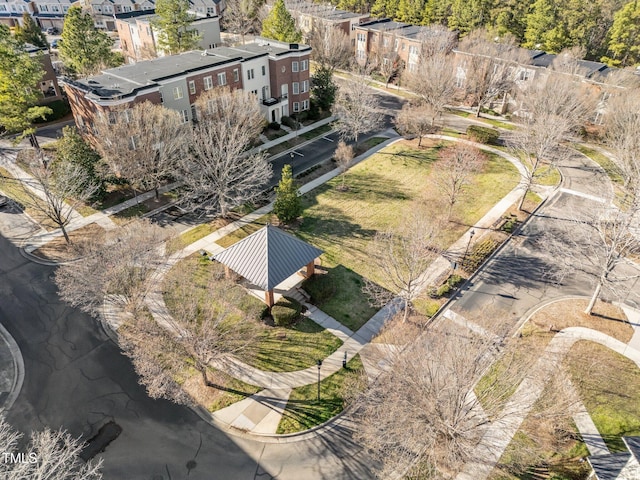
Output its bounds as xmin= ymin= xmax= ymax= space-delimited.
xmin=60 ymin=6 xmax=121 ymax=76
xmin=152 ymin=0 xmax=200 ymax=55
xmin=261 ymin=0 xmax=302 ymax=43
xmin=0 ymin=26 xmax=51 ymax=140
xmin=14 ymin=13 xmax=48 ymax=49
xmin=602 ymin=0 xmax=640 ymax=66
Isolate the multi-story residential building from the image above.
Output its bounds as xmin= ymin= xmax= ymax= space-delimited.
xmin=81 ymin=0 xmax=154 ymax=31
xmin=25 ymin=42 xmax=63 ymax=102
xmin=32 ymin=0 xmax=73 ymax=31
xmin=282 ymin=0 xmax=369 ymax=42
xmin=61 ymin=37 xmax=311 ymax=128
xmin=0 ymin=0 xmax=35 ymax=28
xmin=115 ymin=10 xmax=221 ymax=63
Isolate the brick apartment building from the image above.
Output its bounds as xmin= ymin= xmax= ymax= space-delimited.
xmin=282 ymin=0 xmax=369 ymax=42
xmin=61 ymin=37 xmax=311 ymax=129
xmin=115 ymin=10 xmax=221 ymax=63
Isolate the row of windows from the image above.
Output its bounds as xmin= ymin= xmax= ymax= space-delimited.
xmin=291 ymin=60 xmax=309 ymax=72
xmin=175 ymin=69 xmax=241 ymax=99
xmin=291 ymin=80 xmax=309 ymax=95
xmin=292 ymin=100 xmax=309 ymax=112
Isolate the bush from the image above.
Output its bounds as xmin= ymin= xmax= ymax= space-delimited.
xmin=462 ymin=238 xmax=500 ymax=271
xmin=267 ymin=121 xmax=280 ymax=130
xmin=281 ymin=115 xmax=298 ymax=129
xmin=33 ymin=99 xmax=71 ymax=124
xmin=271 ymin=296 xmax=302 ymax=327
xmin=302 ymin=274 xmax=335 ymax=303
xmin=466 ymin=125 xmax=500 ymax=144
xmin=501 ymin=214 xmax=519 ymax=233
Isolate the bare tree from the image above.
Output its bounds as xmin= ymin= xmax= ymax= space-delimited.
xmin=334 ymin=140 xmax=354 ymax=190
xmin=434 ymin=143 xmax=486 ymax=217
xmin=604 ymin=89 xmax=640 ymax=208
xmin=406 ymin=26 xmax=457 ymax=127
xmin=363 ymin=209 xmax=442 ymax=322
xmin=118 ymin=260 xmax=259 ymax=403
xmin=93 ymin=101 xmax=188 ymax=199
xmin=55 ymin=219 xmax=171 ymax=316
xmin=222 ymin=0 xmax=263 ymax=45
xmin=508 ymin=72 xmax=597 ymax=210
xmin=550 ymin=204 xmax=640 ymax=315
xmin=0 ymin=416 xmax=103 ymax=480
xmin=352 ymin=320 xmax=577 ymax=479
xmin=458 ymin=30 xmax=523 ymax=117
xmin=19 ymin=161 xmax=98 ymax=244
xmin=335 ymin=77 xmax=382 ymax=145
xmin=181 ymin=87 xmax=271 ymax=217
xmin=395 ymin=102 xmax=439 ymax=147
xmin=308 ymin=20 xmax=352 ymax=72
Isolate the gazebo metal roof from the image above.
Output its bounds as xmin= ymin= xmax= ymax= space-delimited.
xmin=213 ymin=224 xmax=323 ymax=290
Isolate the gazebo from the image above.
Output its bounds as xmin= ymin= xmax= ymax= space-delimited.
xmin=213 ymin=224 xmax=323 ymax=306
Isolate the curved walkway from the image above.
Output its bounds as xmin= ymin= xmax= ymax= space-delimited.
xmin=99 ymin=134 xmax=535 ymax=437
xmin=456 ymin=304 xmax=640 ymax=480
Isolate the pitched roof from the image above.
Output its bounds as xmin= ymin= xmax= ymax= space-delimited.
xmin=213 ymin=224 xmax=323 ymax=290
xmin=588 ymin=437 xmax=640 ymax=480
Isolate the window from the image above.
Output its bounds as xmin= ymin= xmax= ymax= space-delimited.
xmin=108 ymin=112 xmax=117 ymax=125
xmin=357 ymin=33 xmax=366 ymax=42
xmin=293 ymin=102 xmax=300 ymax=112
xmin=357 ymin=50 xmax=365 ymax=60
xmin=180 ymin=110 xmax=189 ymax=123
xmin=51 ymin=5 xmax=59 ymax=12
xmin=261 ymin=65 xmax=266 ymax=76
xmin=217 ymin=72 xmax=227 ymax=86
xmin=301 ymin=59 xmax=308 ymax=71
xmin=394 ymin=39 xmax=399 ymax=50
xmin=203 ymin=76 xmax=213 ymax=90
xmin=382 ymin=37 xmax=389 ymax=47
xmin=173 ymin=86 xmax=183 ymax=99
xmin=129 ymin=136 xmax=138 ymax=150
xmin=301 ymin=80 xmax=309 ymax=93
xmin=251 ymin=89 xmax=258 ymax=96
xmin=409 ymin=45 xmax=418 ymax=55
xmin=408 ymin=62 xmax=417 ymax=73
xmin=0 ymin=5 xmax=6 ymax=11
xmin=292 ymin=82 xmax=299 ymax=94
xmin=302 ymin=99 xmax=309 ymax=110
xmin=247 ymin=69 xmax=254 ymax=80
xmin=122 ymin=5 xmax=131 ymax=12
xmin=37 ymin=4 xmax=47 ymax=11
xmin=207 ymin=6 xmax=216 ymax=14
xmin=188 ymin=80 xmax=196 ymax=95
xmin=122 ymin=109 xmax=132 ymax=123
xmin=518 ymin=69 xmax=532 ymax=81
xmin=281 ymin=83 xmax=288 ymax=99
xmin=103 ymin=5 xmax=112 ymax=12
xmin=292 ymin=61 xmax=299 ymax=72
xmin=233 ymin=69 xmax=239 ymax=82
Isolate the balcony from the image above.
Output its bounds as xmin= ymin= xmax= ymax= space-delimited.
xmin=262 ymin=95 xmax=287 ymax=106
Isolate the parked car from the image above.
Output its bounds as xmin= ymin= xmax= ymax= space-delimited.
xmin=46 ymin=27 xmax=59 ymax=35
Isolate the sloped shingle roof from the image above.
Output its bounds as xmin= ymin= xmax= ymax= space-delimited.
xmin=213 ymin=224 xmax=323 ymax=290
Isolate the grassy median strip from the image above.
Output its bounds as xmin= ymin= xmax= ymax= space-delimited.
xmin=575 ymin=144 xmax=624 ymax=185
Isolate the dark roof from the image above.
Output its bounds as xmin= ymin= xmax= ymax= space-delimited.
xmin=588 ymin=437 xmax=640 ymax=480
xmin=213 ymin=224 xmax=323 ymax=290
xmin=624 ymin=437 xmax=640 ymax=462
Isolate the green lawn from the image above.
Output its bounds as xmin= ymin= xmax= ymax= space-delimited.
xmin=300 ymin=123 xmax=333 ymax=141
xmin=575 ymin=144 xmax=624 ymax=185
xmin=215 ymin=214 xmax=274 ymax=248
xmin=566 ymin=341 xmax=640 ymax=452
xmin=276 ymin=355 xmax=365 ymax=434
xmin=533 ymin=164 xmax=561 ymax=186
xmin=238 ymin=316 xmax=343 ymax=372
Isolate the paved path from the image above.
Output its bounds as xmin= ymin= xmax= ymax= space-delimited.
xmin=456 ymin=323 xmax=640 ymax=480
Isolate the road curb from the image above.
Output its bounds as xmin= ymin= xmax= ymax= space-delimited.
xmin=0 ymin=321 xmax=24 ymax=413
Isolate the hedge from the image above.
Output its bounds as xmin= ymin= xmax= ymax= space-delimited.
xmin=466 ymin=125 xmax=500 ymax=144
xmin=271 ymin=296 xmax=302 ymax=327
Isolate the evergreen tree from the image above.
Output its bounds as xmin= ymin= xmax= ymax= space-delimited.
xmin=153 ymin=0 xmax=200 ymax=55
xmin=0 ymin=26 xmax=51 ymax=145
xmin=603 ymin=0 xmax=640 ymax=66
xmin=60 ymin=6 xmax=120 ymax=76
xmin=422 ymin=0 xmax=453 ymax=25
xmin=14 ymin=13 xmax=48 ymax=49
xmin=523 ymin=0 xmax=559 ymax=50
xmin=396 ymin=0 xmax=424 ymax=24
xmin=337 ymin=0 xmax=372 ymax=13
xmin=273 ymin=164 xmax=302 ymax=224
xmin=54 ymin=126 xmax=105 ymax=199
xmin=261 ymin=0 xmax=301 ymax=43
xmin=489 ymin=0 xmax=529 ymax=40
xmin=311 ymin=65 xmax=338 ymax=112
xmin=448 ymin=0 xmax=491 ymax=35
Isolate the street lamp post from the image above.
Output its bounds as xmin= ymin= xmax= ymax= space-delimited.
xmin=290 ymin=152 xmax=294 ymax=162
xmin=462 ymin=229 xmax=475 ymax=269
xmin=316 ymin=359 xmax=322 ymax=401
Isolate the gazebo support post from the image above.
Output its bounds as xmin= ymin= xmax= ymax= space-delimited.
xmin=265 ymin=289 xmax=275 ymax=307
xmin=224 ymin=265 xmax=231 ymax=279
xmin=305 ymin=261 xmax=315 ymax=278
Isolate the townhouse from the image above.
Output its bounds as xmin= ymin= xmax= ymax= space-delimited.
xmin=61 ymin=37 xmax=311 ymax=129
xmin=0 ymin=0 xmax=35 ymax=28
xmin=283 ymin=0 xmax=369 ymax=42
xmin=115 ymin=10 xmax=221 ymax=63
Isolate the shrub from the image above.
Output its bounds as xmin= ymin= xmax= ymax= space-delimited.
xmin=271 ymin=296 xmax=302 ymax=326
xmin=436 ymin=283 xmax=452 ymax=297
xmin=463 ymin=237 xmax=500 ymax=271
xmin=33 ymin=99 xmax=71 ymax=124
xmin=267 ymin=121 xmax=281 ymax=130
xmin=302 ymin=274 xmax=335 ymax=303
xmin=501 ymin=215 xmax=518 ymax=233
xmin=281 ymin=115 xmax=298 ymax=129
xmin=466 ymin=125 xmax=500 ymax=144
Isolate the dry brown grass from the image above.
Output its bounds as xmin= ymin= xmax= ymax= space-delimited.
xmin=31 ymin=222 xmax=105 ymax=262
xmin=181 ymin=368 xmax=261 ymax=413
xmin=526 ymin=298 xmax=632 ymax=343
